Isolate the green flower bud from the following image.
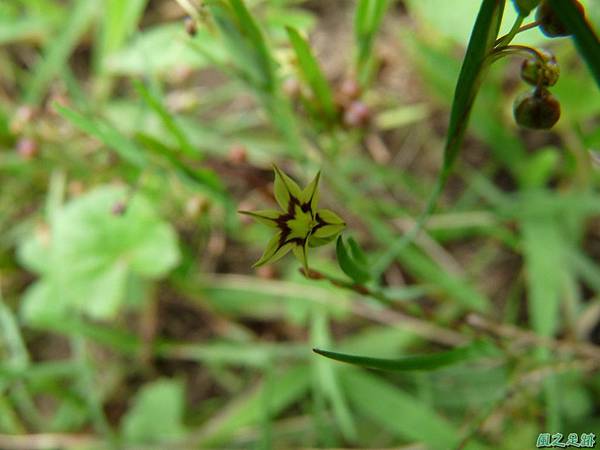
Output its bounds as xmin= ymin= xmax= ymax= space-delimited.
xmin=521 ymin=49 xmax=559 ymax=86
xmin=513 ymin=87 xmax=561 ymax=130
xmin=512 ymin=0 xmax=541 ymax=16
xmin=536 ymin=0 xmax=585 ymax=37
xmin=239 ymin=165 xmax=345 ymax=269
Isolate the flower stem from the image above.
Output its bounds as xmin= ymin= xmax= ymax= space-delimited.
xmin=495 ymin=14 xmax=525 ymax=47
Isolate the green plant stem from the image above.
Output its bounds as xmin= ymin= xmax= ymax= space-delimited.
xmin=489 ymin=44 xmax=546 ymax=64
xmin=301 ymin=267 xmax=394 ymax=307
xmin=517 ymin=20 xmax=541 ymax=33
xmin=72 ymin=337 xmax=118 ymax=449
xmin=495 ymin=14 xmax=525 ymax=47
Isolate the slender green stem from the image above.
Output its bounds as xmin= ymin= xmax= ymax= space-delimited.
xmin=495 ymin=14 xmax=525 ymax=47
xmin=72 ymin=337 xmax=119 ymax=449
xmin=517 ymin=20 xmax=541 ymax=33
xmin=488 ymin=44 xmax=546 ymax=64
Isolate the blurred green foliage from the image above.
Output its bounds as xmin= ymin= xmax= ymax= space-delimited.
xmin=0 ymin=0 xmax=599 ymax=449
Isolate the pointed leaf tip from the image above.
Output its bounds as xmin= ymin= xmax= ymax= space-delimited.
xmin=272 ymin=164 xmax=302 ymax=210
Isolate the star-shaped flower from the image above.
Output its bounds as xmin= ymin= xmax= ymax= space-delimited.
xmin=239 ymin=165 xmax=345 ymax=269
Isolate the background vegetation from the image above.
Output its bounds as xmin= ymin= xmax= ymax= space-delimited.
xmin=1 ymin=0 xmax=600 ymax=449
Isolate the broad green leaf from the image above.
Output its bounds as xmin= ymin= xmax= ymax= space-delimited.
xmin=121 ymin=379 xmax=187 ymax=444
xmin=314 ymin=340 xmax=499 ymax=371
xmin=336 ymin=236 xmax=371 ymax=284
xmin=18 ymin=186 xmax=179 ymax=322
xmin=286 ymin=26 xmax=337 ymax=122
xmin=547 ymin=0 xmax=600 ymax=87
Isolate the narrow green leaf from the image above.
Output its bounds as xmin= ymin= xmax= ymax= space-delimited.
xmin=209 ymin=0 xmax=275 ymax=92
xmin=133 ymin=80 xmax=198 ymax=159
xmin=95 ymin=0 xmax=148 ymax=73
xmin=198 ymin=366 xmax=310 ymax=447
xmin=135 ymin=133 xmax=225 ymax=198
xmin=372 ymin=0 xmax=505 ymax=278
xmin=443 ymin=0 xmax=505 ymax=178
xmin=354 ymin=0 xmax=390 ymax=85
xmin=336 ymin=236 xmax=371 ymax=284
xmin=547 ymin=0 xmax=600 ymax=87
xmin=310 ymin=309 xmax=357 ymax=440
xmin=314 ymin=340 xmax=498 ymax=371
xmin=54 ymin=103 xmax=147 ymax=167
xmin=286 ymin=26 xmax=337 ymax=122
xmin=24 ymin=0 xmax=97 ymax=104
xmin=341 ymin=370 xmax=481 ymax=449
xmin=347 ymin=237 xmax=368 ymax=266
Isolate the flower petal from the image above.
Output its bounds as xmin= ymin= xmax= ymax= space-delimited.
xmin=253 ymin=233 xmax=294 ymax=267
xmin=300 ymin=170 xmax=320 ymax=210
xmin=273 ymin=164 xmax=302 ymax=210
xmin=308 ymin=234 xmax=338 ymax=247
xmin=238 ymin=209 xmax=281 ymax=228
xmin=312 ymin=209 xmax=345 ymax=239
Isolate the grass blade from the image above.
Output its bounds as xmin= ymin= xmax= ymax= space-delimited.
xmin=547 ymin=0 xmax=600 ymax=87
xmin=55 ymin=103 xmax=147 ymax=167
xmin=286 ymin=26 xmax=337 ymax=122
xmin=341 ymin=370 xmax=482 ymax=449
xmin=372 ymin=0 xmax=505 ymax=278
xmin=314 ymin=340 xmax=497 ymax=372
xmin=133 ymin=80 xmax=199 ymax=159
xmin=95 ymin=0 xmax=148 ymax=73
xmin=354 ymin=0 xmax=390 ymax=85
xmin=336 ymin=236 xmax=371 ymax=284
xmin=24 ymin=0 xmax=97 ymax=104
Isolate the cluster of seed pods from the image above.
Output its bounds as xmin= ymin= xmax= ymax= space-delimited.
xmin=513 ymin=0 xmax=585 ymax=130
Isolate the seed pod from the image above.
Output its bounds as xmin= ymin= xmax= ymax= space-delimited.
xmin=184 ymin=16 xmax=197 ymax=37
xmin=343 ymin=101 xmax=371 ymax=128
xmin=513 ymin=87 xmax=560 ymax=130
xmin=521 ymin=49 xmax=559 ymax=87
xmin=228 ymin=143 xmax=247 ymax=164
xmin=536 ymin=0 xmax=585 ymax=37
xmin=282 ymin=77 xmax=301 ymax=98
xmin=512 ymin=0 xmax=541 ymax=16
xmin=16 ymin=137 xmax=38 ymax=159
xmin=339 ymin=78 xmax=361 ymax=101
xmin=111 ymin=201 xmax=127 ymax=216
